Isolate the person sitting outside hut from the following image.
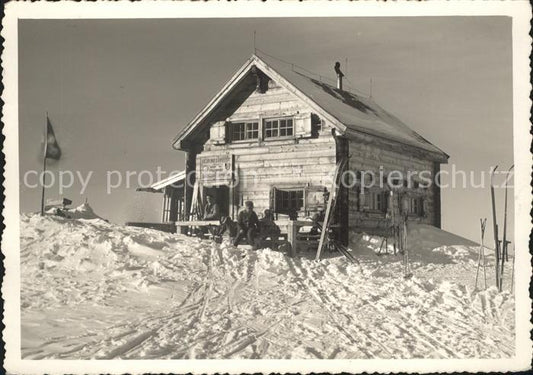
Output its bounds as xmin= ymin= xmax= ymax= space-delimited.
xmin=233 ymin=201 xmax=259 ymax=248
xmin=258 ymin=209 xmax=281 ymax=243
xmin=203 ymin=194 xmax=220 ymax=221
xmin=287 ymin=208 xmax=298 ymax=221
xmin=310 ymin=209 xmax=325 ymax=235
xmin=197 ymin=194 xmax=220 ymax=239
xmin=210 ymin=216 xmax=239 ymax=244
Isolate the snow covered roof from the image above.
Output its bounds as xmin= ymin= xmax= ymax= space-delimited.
xmin=137 ymin=171 xmax=186 ymax=193
xmin=172 ymin=53 xmax=448 ymax=162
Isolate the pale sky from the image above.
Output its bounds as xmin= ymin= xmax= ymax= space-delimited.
xmin=18 ymin=17 xmax=513 ymax=242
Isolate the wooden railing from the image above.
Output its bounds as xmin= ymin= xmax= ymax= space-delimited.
xmin=125 ymin=221 xmax=176 ymax=233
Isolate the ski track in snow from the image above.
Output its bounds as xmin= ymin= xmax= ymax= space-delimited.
xmin=20 ymin=211 xmax=515 ymax=359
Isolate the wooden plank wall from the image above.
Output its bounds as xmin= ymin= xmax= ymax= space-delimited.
xmin=199 ymin=84 xmax=337 ymax=219
xmin=195 ymin=81 xmax=442 ymax=232
xmin=347 ymin=139 xmax=438 ymax=230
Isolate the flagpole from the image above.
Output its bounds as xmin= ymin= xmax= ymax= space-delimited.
xmin=40 ymin=112 xmax=48 ymax=215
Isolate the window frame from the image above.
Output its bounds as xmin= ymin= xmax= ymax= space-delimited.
xmin=231 ymin=121 xmax=259 ymax=142
xmin=367 ymin=190 xmax=389 ymax=214
xmin=263 ymin=116 xmax=295 ymax=140
xmin=273 ymin=187 xmax=305 ymax=214
xmin=408 ymin=197 xmax=425 ymax=217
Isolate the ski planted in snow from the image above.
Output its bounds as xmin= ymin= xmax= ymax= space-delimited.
xmin=490 ymin=165 xmax=501 ymax=290
xmin=499 ymin=164 xmax=514 ymax=291
xmin=336 ymin=243 xmax=358 ymax=264
xmin=475 ymin=218 xmax=488 ymax=290
xmin=315 ymin=157 xmax=347 ymax=261
xmin=402 ymin=214 xmax=412 ymax=279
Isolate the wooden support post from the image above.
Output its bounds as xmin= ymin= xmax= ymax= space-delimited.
xmin=182 ymin=151 xmax=197 ymax=234
xmin=168 ymin=188 xmax=179 ymax=222
xmin=229 ymin=184 xmax=235 ymax=220
xmin=336 ymin=137 xmax=349 ymax=246
xmin=230 ymin=154 xmax=236 ymax=220
xmin=161 ymin=193 xmax=167 ymax=222
xmin=287 ymin=220 xmax=298 ymax=257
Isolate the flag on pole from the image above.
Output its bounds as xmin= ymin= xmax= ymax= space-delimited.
xmin=45 ymin=116 xmax=61 ymax=160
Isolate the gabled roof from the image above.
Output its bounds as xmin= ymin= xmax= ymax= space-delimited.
xmin=172 ymin=53 xmax=448 ymax=162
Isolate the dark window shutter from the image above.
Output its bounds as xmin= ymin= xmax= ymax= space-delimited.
xmin=270 ymin=186 xmax=277 ymax=213
xmin=359 ymin=190 xmax=366 ymax=210
xmin=210 ymin=121 xmax=227 ymax=144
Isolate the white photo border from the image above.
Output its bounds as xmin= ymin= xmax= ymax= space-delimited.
xmin=2 ymin=1 xmax=532 ymax=374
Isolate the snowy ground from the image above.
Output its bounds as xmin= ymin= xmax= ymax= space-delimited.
xmin=20 ymin=205 xmax=514 ymax=359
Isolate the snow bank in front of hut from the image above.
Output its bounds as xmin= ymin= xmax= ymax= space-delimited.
xmin=45 ymin=202 xmax=105 ymax=220
xmin=348 ymin=223 xmax=513 ymax=291
xmin=20 ymin=212 xmax=514 ymax=359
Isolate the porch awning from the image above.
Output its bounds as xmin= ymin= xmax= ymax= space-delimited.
xmin=136 ymin=170 xmax=186 ymax=193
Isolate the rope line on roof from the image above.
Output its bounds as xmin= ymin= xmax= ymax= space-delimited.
xmin=254 ymin=48 xmax=369 ymax=98
xmin=344 ymin=76 xmax=370 ymax=99
xmin=255 ymin=48 xmax=337 ymax=86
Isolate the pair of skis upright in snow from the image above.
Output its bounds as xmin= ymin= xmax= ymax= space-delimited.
xmin=490 ymin=164 xmax=514 ymax=292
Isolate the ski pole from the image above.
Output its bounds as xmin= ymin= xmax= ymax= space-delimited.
xmin=475 ymin=218 xmax=487 ymax=290
xmin=490 ymin=166 xmax=500 ymax=289
xmin=475 ymin=245 xmax=482 ymax=290
xmin=481 ymin=218 xmax=487 ymax=290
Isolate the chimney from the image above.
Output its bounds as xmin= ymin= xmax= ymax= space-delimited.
xmin=334 ymin=61 xmax=344 ymax=91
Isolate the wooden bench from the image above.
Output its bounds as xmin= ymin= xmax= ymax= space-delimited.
xmin=176 ymin=220 xmax=295 ymax=256
xmin=175 ymin=220 xmax=287 ymax=241
xmin=175 ymin=220 xmax=220 ymax=236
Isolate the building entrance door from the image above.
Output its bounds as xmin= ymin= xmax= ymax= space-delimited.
xmin=203 ymin=185 xmax=230 ymax=218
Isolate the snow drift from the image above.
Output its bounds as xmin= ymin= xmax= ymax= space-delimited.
xmin=45 ymin=202 xmax=104 ymax=220
xmin=20 ymin=206 xmax=514 ymax=359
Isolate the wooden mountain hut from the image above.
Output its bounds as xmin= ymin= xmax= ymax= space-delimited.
xmin=169 ymin=53 xmax=449 ymax=248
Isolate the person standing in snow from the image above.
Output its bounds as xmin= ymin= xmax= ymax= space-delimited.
xmin=233 ymin=201 xmax=259 ymax=248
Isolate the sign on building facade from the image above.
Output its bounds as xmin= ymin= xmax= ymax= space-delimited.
xmin=198 ymin=154 xmax=234 ymax=186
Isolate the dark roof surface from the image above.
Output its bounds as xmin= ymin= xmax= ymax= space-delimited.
xmin=256 ymin=53 xmax=448 ymax=158
xmin=173 ymin=53 xmax=448 ymax=160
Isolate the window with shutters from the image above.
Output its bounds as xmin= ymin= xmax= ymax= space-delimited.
xmin=272 ymin=188 xmax=304 ymax=213
xmin=232 ymin=122 xmax=259 ymax=141
xmin=264 ymin=117 xmax=294 ymax=139
xmin=369 ymin=191 xmax=389 ymax=213
xmin=408 ymin=197 xmax=424 ymax=216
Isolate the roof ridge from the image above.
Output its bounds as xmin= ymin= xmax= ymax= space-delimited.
xmin=253 ymin=50 xmax=368 ymax=97
xmin=173 ymin=52 xmax=448 ymax=161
